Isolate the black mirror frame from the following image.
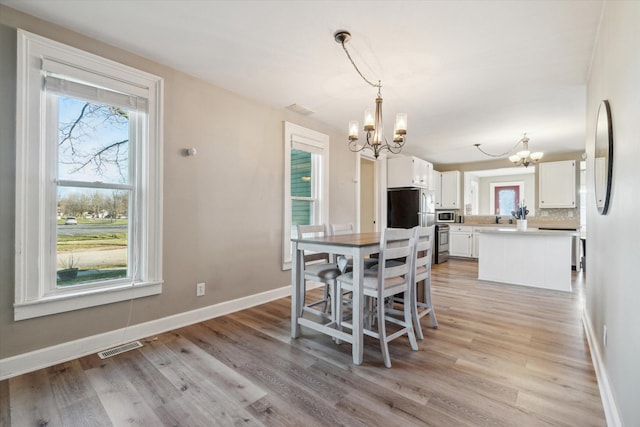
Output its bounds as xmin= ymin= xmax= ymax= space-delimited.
xmin=594 ymin=100 xmax=613 ymax=215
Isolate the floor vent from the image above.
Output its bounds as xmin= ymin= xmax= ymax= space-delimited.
xmin=97 ymin=341 xmax=143 ymax=359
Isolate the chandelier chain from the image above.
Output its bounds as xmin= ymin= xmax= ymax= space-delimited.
xmin=474 ymin=135 xmax=527 ymax=158
xmin=339 ymin=40 xmax=381 ymax=90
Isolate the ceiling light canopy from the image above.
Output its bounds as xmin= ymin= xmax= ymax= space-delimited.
xmin=334 ymin=30 xmax=406 ymax=159
xmin=474 ymin=133 xmax=543 ymax=167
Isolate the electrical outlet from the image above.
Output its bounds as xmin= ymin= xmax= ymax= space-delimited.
xmin=542 ymin=211 xmax=549 ymax=217
xmin=196 ymin=282 xmax=205 ymax=297
xmin=568 ymin=211 xmax=574 ymax=217
xmin=603 ymin=325 xmax=608 ymax=348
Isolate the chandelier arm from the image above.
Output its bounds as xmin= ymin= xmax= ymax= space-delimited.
xmin=339 ymin=40 xmax=381 ymax=89
xmin=378 ymin=134 xmax=406 ymax=154
xmin=348 ymin=138 xmax=369 ymax=153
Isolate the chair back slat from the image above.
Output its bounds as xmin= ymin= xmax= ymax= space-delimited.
xmin=330 ymin=222 xmax=354 ymax=236
xmin=297 ymin=224 xmax=326 ymax=238
xmin=414 ymin=226 xmax=434 ymax=273
xmin=378 ymin=228 xmax=414 ymax=281
xmin=297 ymin=224 xmax=332 ymax=264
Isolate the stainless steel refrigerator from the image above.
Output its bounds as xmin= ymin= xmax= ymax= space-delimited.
xmin=387 ymin=188 xmax=435 ymax=229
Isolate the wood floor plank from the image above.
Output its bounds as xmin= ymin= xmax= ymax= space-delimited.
xmin=8 ymin=369 xmax=64 ymax=427
xmin=0 ymin=258 xmax=606 ymax=426
xmin=84 ymin=361 xmax=165 ymax=426
xmin=0 ymin=378 xmax=9 ymax=427
xmin=138 ymin=339 xmax=262 ymax=426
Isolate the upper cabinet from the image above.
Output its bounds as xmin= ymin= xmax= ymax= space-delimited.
xmin=434 ymin=170 xmax=442 ymax=208
xmin=387 ymin=156 xmax=433 ymax=189
xmin=437 ymin=170 xmax=461 ymax=209
xmin=539 ymin=160 xmax=576 ymax=208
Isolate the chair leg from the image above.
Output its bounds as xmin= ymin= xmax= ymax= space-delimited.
xmin=412 ymin=282 xmax=425 ymax=340
xmin=404 ymin=289 xmax=419 ymax=351
xmin=322 ymin=284 xmax=330 ymax=313
xmin=425 ymin=277 xmax=438 ymax=329
xmin=377 ymin=296 xmax=392 ymax=368
xmin=334 ymin=280 xmax=342 ymax=345
xmin=299 ymin=280 xmax=307 ymax=317
xmin=330 ymin=281 xmax=338 ymax=323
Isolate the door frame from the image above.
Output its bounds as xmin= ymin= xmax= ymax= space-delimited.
xmin=356 ymin=151 xmax=386 ymax=232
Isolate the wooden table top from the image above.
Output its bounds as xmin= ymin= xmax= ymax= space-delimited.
xmin=292 ymin=232 xmax=381 ymax=247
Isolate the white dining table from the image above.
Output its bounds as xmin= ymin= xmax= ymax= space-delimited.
xmin=291 ymin=232 xmax=381 ymax=365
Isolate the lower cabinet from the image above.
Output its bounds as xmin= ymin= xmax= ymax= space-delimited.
xmin=472 ymin=231 xmax=480 ymax=259
xmin=449 ymin=226 xmax=473 ymax=257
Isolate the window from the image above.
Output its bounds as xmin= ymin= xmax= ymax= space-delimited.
xmin=489 ymin=181 xmax=524 ymax=216
xmin=494 ymin=185 xmax=520 ymax=215
xmin=14 ymin=30 xmax=163 ymax=320
xmin=282 ymin=122 xmax=329 ymax=269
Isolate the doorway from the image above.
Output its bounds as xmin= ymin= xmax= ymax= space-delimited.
xmin=360 ymin=157 xmax=376 ymax=233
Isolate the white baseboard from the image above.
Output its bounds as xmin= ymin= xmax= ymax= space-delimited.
xmin=582 ymin=308 xmax=622 ymax=427
xmin=0 ymin=283 xmax=295 ymax=380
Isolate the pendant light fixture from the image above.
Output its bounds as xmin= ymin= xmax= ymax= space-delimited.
xmin=474 ymin=133 xmax=543 ymax=167
xmin=334 ymin=30 xmax=407 ymax=159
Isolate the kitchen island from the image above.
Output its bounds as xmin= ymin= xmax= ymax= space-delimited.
xmin=477 ymin=228 xmax=577 ymax=292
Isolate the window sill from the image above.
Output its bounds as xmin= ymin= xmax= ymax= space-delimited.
xmin=14 ymin=280 xmax=163 ymax=321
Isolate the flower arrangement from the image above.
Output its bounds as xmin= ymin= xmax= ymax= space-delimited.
xmin=511 ymin=202 xmax=529 ymax=220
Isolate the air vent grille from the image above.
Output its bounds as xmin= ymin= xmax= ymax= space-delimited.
xmin=285 ymin=103 xmax=315 ymax=116
xmin=97 ymin=341 xmax=143 ymax=359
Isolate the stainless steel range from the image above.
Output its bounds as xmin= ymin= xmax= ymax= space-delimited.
xmin=434 ymin=224 xmax=449 ymax=264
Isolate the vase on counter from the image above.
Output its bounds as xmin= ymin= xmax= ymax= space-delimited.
xmin=517 ymin=219 xmax=528 ymax=231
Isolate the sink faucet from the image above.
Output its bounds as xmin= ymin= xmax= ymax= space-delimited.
xmin=495 ymin=215 xmax=501 ymax=224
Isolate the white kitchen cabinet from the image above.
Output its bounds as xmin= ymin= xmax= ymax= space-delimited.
xmin=387 ymin=156 xmax=432 ymax=188
xmin=538 ymin=160 xmax=576 ymax=208
xmin=440 ymin=171 xmax=461 ymax=209
xmin=449 ymin=225 xmax=473 ymax=257
xmin=425 ymin=161 xmax=434 ymax=191
xmin=472 ymin=230 xmax=480 ymax=259
xmin=434 ymin=170 xmax=442 ymax=208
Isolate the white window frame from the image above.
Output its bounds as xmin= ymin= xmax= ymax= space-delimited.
xmin=14 ymin=30 xmax=163 ymax=321
xmin=282 ymin=122 xmax=329 ymax=270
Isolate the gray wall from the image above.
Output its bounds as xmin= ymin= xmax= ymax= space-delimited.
xmin=586 ymin=1 xmax=640 ymax=425
xmin=0 ymin=6 xmax=357 ymax=359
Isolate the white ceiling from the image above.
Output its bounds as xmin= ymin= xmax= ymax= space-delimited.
xmin=1 ymin=0 xmax=603 ymax=165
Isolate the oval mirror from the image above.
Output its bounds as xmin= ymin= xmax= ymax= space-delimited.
xmin=594 ymin=100 xmax=613 ymax=214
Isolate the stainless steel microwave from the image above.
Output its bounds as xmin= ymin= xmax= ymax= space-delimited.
xmin=437 ymin=211 xmax=456 ymax=222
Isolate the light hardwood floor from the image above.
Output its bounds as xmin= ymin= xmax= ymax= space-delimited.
xmin=1 ymin=258 xmax=605 ymax=426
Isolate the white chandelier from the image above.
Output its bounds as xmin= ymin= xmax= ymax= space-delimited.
xmin=474 ymin=133 xmax=543 ymax=167
xmin=334 ymin=30 xmax=407 ymax=159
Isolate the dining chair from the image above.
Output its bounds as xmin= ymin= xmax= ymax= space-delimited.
xmin=296 ymin=224 xmax=342 ymax=320
xmin=330 ymin=222 xmax=378 ymax=273
xmin=336 ymin=227 xmax=418 ymax=368
xmin=411 ymin=225 xmax=438 ymax=339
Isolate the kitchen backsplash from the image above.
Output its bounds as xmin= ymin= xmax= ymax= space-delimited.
xmin=460 ymin=208 xmax=580 ymax=228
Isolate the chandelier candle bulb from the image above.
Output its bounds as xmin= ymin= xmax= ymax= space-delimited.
xmin=349 ymin=120 xmax=359 ymax=140
xmin=395 ymin=113 xmax=407 ymax=134
xmin=364 ymin=109 xmax=375 ymax=131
